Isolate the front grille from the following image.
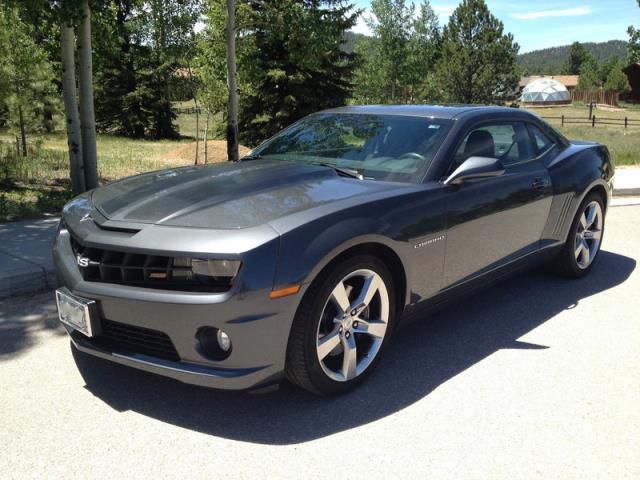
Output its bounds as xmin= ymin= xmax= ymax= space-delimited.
xmin=70 ymin=236 xmax=232 ymax=292
xmin=90 ymin=319 xmax=180 ymax=362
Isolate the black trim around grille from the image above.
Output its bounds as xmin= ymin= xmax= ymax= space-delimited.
xmin=86 ymin=319 xmax=180 ymax=362
xmin=70 ymin=236 xmax=232 ymax=292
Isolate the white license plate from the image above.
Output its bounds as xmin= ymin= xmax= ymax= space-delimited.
xmin=55 ymin=288 xmax=96 ymax=337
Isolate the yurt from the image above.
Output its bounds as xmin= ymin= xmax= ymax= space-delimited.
xmin=521 ymin=78 xmax=571 ymax=106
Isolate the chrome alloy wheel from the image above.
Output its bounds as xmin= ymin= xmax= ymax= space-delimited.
xmin=316 ymin=269 xmax=389 ymax=382
xmin=574 ymin=200 xmax=603 ymax=270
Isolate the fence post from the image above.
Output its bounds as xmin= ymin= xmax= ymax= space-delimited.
xmin=625 ymin=117 xmax=628 ymax=129
xmin=588 ymin=102 xmax=593 ymax=120
xmin=561 ymin=115 xmax=564 ymax=127
xmin=592 ymin=115 xmax=596 ymax=128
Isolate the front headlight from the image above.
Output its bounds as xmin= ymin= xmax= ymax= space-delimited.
xmin=191 ymin=259 xmax=241 ymax=278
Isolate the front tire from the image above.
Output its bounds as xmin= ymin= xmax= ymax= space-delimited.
xmin=285 ymin=255 xmax=396 ymax=395
xmin=553 ymin=192 xmax=605 ymax=278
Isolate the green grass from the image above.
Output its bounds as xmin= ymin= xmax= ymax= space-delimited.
xmin=0 ymin=108 xmax=235 ymax=221
xmin=0 ymin=128 xmax=196 ymax=222
xmin=524 ymin=104 xmax=640 ymax=166
xmin=1 ymin=134 xmax=194 ymax=182
xmin=176 ymin=111 xmax=225 ymax=140
xmin=173 ymin=99 xmax=226 ymax=140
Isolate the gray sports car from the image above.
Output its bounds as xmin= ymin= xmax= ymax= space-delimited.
xmin=53 ymin=105 xmax=613 ymax=395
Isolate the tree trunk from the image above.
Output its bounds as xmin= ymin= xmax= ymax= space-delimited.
xmin=226 ymin=0 xmax=239 ymax=162
xmin=14 ymin=79 xmax=27 ymax=156
xmin=61 ymin=24 xmax=85 ymax=195
xmin=194 ymin=101 xmax=200 ymax=164
xmin=204 ymin=111 xmax=210 ymax=164
xmin=17 ymin=102 xmax=27 ymax=157
xmin=78 ymin=0 xmax=98 ymax=190
xmin=188 ymin=68 xmax=200 ymax=165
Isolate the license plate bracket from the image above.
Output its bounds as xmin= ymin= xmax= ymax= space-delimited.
xmin=55 ymin=288 xmax=99 ymax=337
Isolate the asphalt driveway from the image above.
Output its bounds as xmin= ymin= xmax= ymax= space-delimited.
xmin=1 ymin=206 xmax=639 ymax=479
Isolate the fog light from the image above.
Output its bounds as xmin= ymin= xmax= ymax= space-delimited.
xmin=196 ymin=327 xmax=232 ymax=360
xmin=217 ymin=329 xmax=231 ymax=352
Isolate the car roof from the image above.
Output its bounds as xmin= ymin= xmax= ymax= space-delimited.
xmin=320 ymin=104 xmax=525 ymax=120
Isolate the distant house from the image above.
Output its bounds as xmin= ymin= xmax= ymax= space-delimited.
xmin=521 ymin=78 xmax=571 ymax=106
xmin=173 ymin=67 xmax=195 ymax=78
xmin=519 ymin=75 xmax=580 ymax=92
xmin=623 ymin=63 xmax=640 ymax=101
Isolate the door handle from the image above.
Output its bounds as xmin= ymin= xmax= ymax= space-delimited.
xmin=532 ymin=178 xmax=547 ymax=190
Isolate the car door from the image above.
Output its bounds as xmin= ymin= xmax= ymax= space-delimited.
xmin=441 ymin=121 xmax=553 ymax=289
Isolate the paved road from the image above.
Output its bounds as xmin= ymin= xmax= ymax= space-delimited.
xmin=1 ymin=206 xmax=639 ymax=479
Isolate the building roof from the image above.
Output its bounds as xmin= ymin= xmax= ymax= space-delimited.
xmin=521 ymin=78 xmax=571 ymax=104
xmin=520 ymin=75 xmax=580 ymax=88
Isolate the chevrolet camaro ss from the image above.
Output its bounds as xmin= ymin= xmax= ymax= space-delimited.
xmin=54 ymin=105 xmax=613 ymax=395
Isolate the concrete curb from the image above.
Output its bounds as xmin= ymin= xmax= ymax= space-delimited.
xmin=613 ymin=187 xmax=640 ymax=197
xmin=614 ymin=168 xmax=640 ymax=197
xmin=0 ymin=217 xmax=59 ymax=300
xmin=0 ymin=261 xmax=57 ymax=299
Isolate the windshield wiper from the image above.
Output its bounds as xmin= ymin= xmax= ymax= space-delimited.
xmin=311 ymin=162 xmax=363 ymax=180
xmin=240 ymin=154 xmax=263 ymax=161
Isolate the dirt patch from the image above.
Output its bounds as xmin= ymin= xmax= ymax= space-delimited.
xmin=594 ymin=104 xmax=627 ymax=112
xmin=163 ymin=140 xmax=251 ymax=164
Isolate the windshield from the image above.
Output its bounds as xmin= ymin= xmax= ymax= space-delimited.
xmin=247 ymin=113 xmax=452 ymax=183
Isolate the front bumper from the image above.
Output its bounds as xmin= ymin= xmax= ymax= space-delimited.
xmin=53 ymin=223 xmax=299 ymax=391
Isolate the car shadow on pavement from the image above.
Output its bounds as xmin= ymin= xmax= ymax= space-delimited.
xmin=73 ymin=250 xmax=635 ymax=445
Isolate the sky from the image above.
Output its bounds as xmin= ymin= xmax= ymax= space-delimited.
xmin=350 ymin=0 xmax=640 ymax=53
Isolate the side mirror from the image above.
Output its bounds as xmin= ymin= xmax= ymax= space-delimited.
xmin=443 ymin=156 xmax=505 ymax=186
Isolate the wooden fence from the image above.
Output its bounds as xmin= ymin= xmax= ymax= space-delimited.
xmin=542 ymin=114 xmax=640 ymax=129
xmin=175 ymin=107 xmax=202 ymax=115
xmin=570 ymin=89 xmax=619 ymax=107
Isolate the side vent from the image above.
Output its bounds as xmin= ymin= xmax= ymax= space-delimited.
xmin=553 ymin=194 xmax=574 ymax=236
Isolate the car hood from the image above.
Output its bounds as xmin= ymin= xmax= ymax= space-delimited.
xmin=91 ymin=160 xmax=401 ymax=229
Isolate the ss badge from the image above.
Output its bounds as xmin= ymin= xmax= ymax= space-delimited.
xmin=76 ymin=256 xmax=90 ymax=268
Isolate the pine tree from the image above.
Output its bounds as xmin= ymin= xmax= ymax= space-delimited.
xmin=93 ymin=0 xmax=202 ymax=139
xmin=578 ymin=58 xmax=601 ymax=89
xmin=0 ymin=6 xmax=59 ymax=156
xmin=434 ymin=0 xmax=519 ymax=104
xmin=238 ymin=0 xmax=359 ymax=146
xmin=93 ymin=0 xmax=146 ymax=138
xmin=563 ymin=42 xmax=593 ymax=75
xmin=604 ymin=61 xmax=631 ymax=93
xmin=8 ymin=1 xmax=61 ymax=133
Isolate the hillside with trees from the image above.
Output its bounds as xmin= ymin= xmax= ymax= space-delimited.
xmin=517 ymin=40 xmax=628 ymax=75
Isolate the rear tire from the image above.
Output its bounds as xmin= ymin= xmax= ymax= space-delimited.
xmin=553 ymin=192 xmax=605 ymax=278
xmin=285 ymin=255 xmax=396 ymax=395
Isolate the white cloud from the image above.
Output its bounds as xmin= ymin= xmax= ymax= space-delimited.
xmin=432 ymin=5 xmax=455 ymax=21
xmin=512 ymin=7 xmax=592 ymax=20
xmin=351 ymin=11 xmax=372 ymax=36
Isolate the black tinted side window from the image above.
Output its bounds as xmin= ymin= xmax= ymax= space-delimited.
xmin=528 ymin=124 xmax=555 ymax=156
xmin=452 ymin=122 xmax=534 ymax=171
